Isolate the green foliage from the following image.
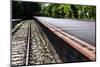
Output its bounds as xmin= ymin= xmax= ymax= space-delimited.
xmin=41 ymin=3 xmax=96 ymax=20
xmin=12 ymin=1 xmax=96 ymax=20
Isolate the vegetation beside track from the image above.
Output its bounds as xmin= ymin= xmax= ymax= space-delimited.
xmin=12 ymin=1 xmax=96 ymax=20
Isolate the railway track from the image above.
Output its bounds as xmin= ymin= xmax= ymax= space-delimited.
xmin=12 ymin=21 xmax=29 ymax=66
xmin=11 ymin=20 xmax=62 ymax=66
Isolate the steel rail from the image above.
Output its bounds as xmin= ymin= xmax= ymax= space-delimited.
xmin=25 ymin=22 xmax=31 ymax=65
xmin=12 ymin=21 xmax=24 ymax=34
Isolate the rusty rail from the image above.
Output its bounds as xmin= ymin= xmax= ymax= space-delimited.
xmin=34 ymin=17 xmax=96 ymax=61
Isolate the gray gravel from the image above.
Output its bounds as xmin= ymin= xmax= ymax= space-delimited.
xmin=29 ymin=20 xmax=62 ymax=65
xmin=12 ymin=21 xmax=28 ymax=66
xmin=11 ymin=20 xmax=62 ymax=66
